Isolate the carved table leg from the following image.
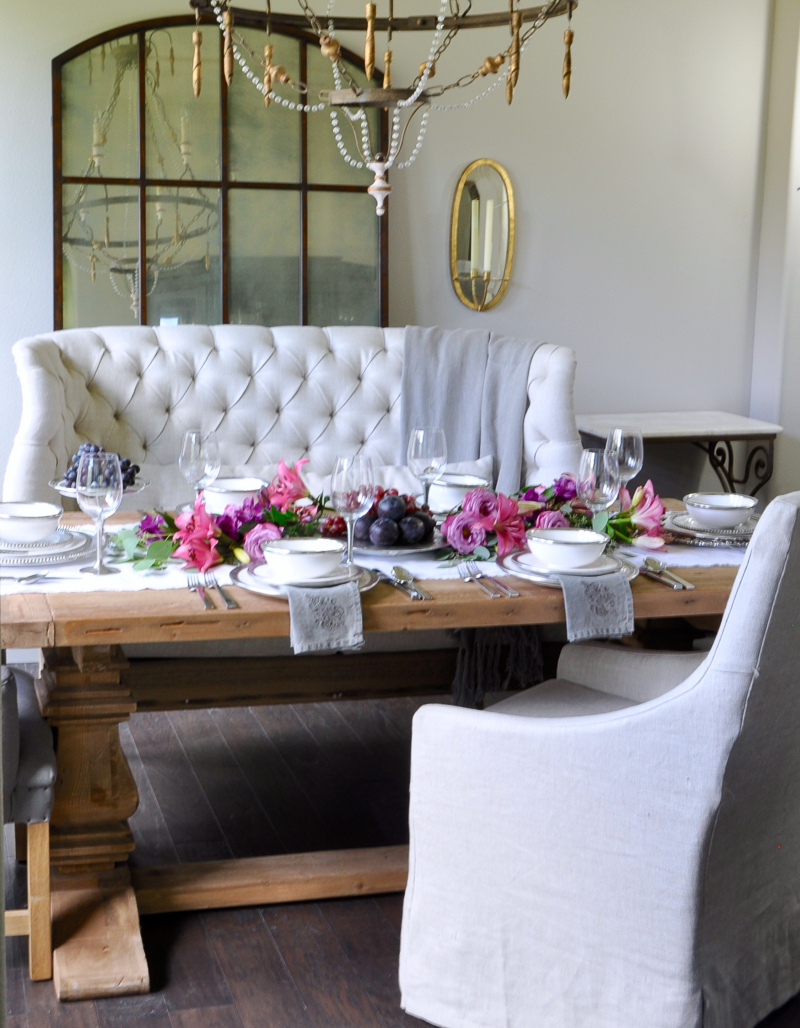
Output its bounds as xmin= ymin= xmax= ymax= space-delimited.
xmin=36 ymin=645 xmax=149 ymax=999
xmin=693 ymin=438 xmax=775 ymax=496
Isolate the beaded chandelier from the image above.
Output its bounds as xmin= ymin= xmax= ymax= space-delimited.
xmin=189 ymin=0 xmax=576 ymax=213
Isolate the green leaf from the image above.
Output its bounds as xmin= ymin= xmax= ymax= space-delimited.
xmin=146 ymin=539 xmax=175 ymax=561
xmin=472 ymin=545 xmax=491 ymax=561
xmin=132 ymin=558 xmax=156 ymax=571
xmin=592 ymin=511 xmax=610 ymax=533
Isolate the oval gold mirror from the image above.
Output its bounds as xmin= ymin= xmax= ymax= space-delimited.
xmin=450 ymin=159 xmax=514 ymax=312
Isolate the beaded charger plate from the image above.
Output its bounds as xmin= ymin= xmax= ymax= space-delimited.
xmin=662 ymin=511 xmax=756 ymax=547
xmin=0 ymin=528 xmax=94 ymax=567
xmin=498 ymin=552 xmax=638 ymax=589
xmin=230 ymin=563 xmax=379 ymax=600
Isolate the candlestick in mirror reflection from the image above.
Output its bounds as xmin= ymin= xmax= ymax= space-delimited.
xmin=483 ymin=199 xmax=494 ymax=278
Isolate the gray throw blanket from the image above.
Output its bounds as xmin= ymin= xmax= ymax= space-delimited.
xmin=399 ymin=326 xmax=541 ymax=495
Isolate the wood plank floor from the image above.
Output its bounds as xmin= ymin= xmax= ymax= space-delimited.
xmin=5 ymin=692 xmax=800 ymax=1028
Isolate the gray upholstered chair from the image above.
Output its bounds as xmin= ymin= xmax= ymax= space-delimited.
xmin=400 ymin=490 xmax=800 ymax=1028
xmin=3 ymin=665 xmax=56 ymax=980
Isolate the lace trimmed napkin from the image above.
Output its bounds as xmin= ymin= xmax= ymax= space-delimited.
xmin=555 ymin=571 xmax=634 ymax=643
xmin=283 ymin=581 xmax=364 ymax=655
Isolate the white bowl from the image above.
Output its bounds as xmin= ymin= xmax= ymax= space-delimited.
xmin=427 ymin=473 xmax=491 ymax=514
xmin=0 ymin=502 xmax=63 ymax=544
xmin=525 ymin=527 xmax=609 ymax=570
xmin=683 ymin=492 xmax=757 ymax=530
xmin=260 ymin=537 xmax=346 ymax=583
xmin=202 ymin=477 xmax=266 ymax=515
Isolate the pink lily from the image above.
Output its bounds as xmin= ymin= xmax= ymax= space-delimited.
xmin=265 ymin=458 xmax=310 ymax=512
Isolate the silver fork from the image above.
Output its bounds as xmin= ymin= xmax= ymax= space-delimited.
xmin=458 ymin=561 xmax=502 ymax=598
xmin=204 ymin=570 xmax=237 ymax=609
xmin=187 ymin=571 xmax=215 ymax=610
xmin=465 ymin=560 xmax=519 ymax=598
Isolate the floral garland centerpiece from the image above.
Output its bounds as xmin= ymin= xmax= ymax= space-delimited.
xmin=438 ymin=475 xmax=666 ymax=562
xmin=113 ymin=459 xmax=326 ymax=572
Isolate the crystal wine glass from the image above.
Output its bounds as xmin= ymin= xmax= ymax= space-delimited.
xmin=75 ymin=451 xmax=124 ymax=576
xmin=331 ymin=455 xmax=375 ymax=566
xmin=406 ymin=427 xmax=448 ymax=507
xmin=577 ymin=448 xmax=620 ymax=520
xmin=179 ymin=430 xmax=221 ymax=501
xmin=604 ymin=427 xmax=644 ymax=489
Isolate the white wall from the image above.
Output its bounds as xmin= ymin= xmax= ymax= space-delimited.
xmin=0 ymin=1 xmax=781 ymax=492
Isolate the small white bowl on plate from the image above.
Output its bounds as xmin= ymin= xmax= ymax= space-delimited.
xmin=427 ymin=474 xmax=491 ymax=514
xmin=683 ymin=492 xmax=757 ymax=530
xmin=260 ymin=537 xmax=346 ymax=583
xmin=0 ymin=502 xmax=63 ymax=544
xmin=525 ymin=527 xmax=609 ymax=570
xmin=203 ymin=477 xmax=266 ymax=515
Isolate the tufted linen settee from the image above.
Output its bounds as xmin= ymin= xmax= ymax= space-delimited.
xmin=4 ymin=325 xmax=582 ymax=508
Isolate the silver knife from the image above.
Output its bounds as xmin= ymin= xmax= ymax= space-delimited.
xmin=372 ymin=570 xmax=420 ymax=600
xmin=391 ymin=565 xmax=433 ymax=600
xmin=640 ymin=567 xmax=682 ymax=589
xmin=660 ymin=568 xmax=695 ymax=591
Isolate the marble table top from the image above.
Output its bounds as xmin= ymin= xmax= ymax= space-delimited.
xmin=576 ymin=410 xmax=783 ymax=441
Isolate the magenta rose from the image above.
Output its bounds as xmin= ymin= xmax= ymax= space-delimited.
xmin=462 ymin=488 xmax=499 ymax=519
xmin=242 ymin=521 xmax=283 ymax=563
xmin=442 ymin=510 xmax=488 ymax=554
xmin=535 ymin=509 xmax=569 ymax=529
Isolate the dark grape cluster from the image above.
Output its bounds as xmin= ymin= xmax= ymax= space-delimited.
xmin=357 ymin=487 xmax=435 ymax=548
xmin=61 ymin=443 xmax=140 ymax=490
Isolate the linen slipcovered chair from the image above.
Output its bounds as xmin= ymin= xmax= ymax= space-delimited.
xmin=3 ymin=665 xmax=56 ymax=980
xmin=400 ymin=490 xmax=800 ymax=1028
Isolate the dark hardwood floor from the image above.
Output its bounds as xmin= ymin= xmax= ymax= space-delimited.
xmin=5 ymin=692 xmax=800 ymax=1028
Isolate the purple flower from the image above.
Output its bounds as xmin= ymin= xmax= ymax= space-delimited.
xmin=522 ymin=485 xmax=548 ymax=502
xmin=462 ymin=488 xmax=499 ymax=519
xmin=216 ymin=497 xmax=264 ymax=540
xmin=138 ymin=513 xmax=166 ymax=539
xmin=242 ymin=521 xmax=283 ymax=563
xmin=552 ymin=475 xmax=577 ymax=502
xmin=535 ymin=509 xmax=570 ymax=529
xmin=442 ymin=510 xmax=488 ymax=554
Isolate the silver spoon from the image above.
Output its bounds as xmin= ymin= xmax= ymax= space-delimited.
xmin=391 ymin=566 xmax=432 ymax=600
xmin=643 ymin=556 xmax=695 ymax=591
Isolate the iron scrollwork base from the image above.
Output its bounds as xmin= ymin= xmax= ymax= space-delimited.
xmin=692 ymin=438 xmax=775 ymax=497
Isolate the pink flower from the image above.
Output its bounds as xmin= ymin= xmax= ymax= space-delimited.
xmin=242 ymin=521 xmax=283 ymax=563
xmin=476 ymin=492 xmax=527 ymax=557
xmin=442 ymin=511 xmax=488 ymax=554
xmin=629 ymin=480 xmax=665 ymax=537
xmin=265 ymin=458 xmax=310 ymax=512
xmin=632 ymin=533 xmax=665 ymax=549
xmin=173 ymin=536 xmax=223 ymax=572
xmin=174 ymin=494 xmax=221 ymax=541
xmin=535 ymin=509 xmax=570 ymax=529
xmin=462 ymin=488 xmax=499 ymax=519
xmin=619 ymin=486 xmax=632 ymax=512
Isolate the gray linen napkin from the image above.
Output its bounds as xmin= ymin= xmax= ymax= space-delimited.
xmin=283 ymin=581 xmax=363 ymax=654
xmin=555 ymin=571 xmax=634 ymax=642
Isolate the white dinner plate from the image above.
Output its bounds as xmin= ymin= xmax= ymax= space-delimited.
xmin=248 ymin=562 xmax=363 ymax=589
xmin=353 ymin=529 xmax=447 ymax=558
xmin=498 ymin=552 xmax=638 ymax=589
xmin=0 ymin=529 xmax=95 ymax=567
xmin=230 ymin=563 xmax=378 ymax=599
xmin=513 ymin=551 xmax=622 ymax=577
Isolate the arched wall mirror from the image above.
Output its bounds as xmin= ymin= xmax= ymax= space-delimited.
xmin=450 ymin=159 xmax=514 ymax=312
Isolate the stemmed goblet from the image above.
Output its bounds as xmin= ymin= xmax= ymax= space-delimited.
xmin=604 ymin=427 xmax=644 ymax=493
xmin=331 ymin=455 xmax=375 ymax=566
xmin=407 ymin=428 xmax=447 ymax=507
xmin=75 ymin=451 xmax=124 ymax=576
xmin=577 ymin=448 xmax=620 ymax=524
xmin=179 ymin=430 xmax=221 ymax=501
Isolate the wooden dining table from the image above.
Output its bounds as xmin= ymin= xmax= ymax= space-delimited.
xmin=0 ymin=512 xmax=739 ymax=1001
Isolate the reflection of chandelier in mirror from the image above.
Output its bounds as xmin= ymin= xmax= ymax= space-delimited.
xmin=62 ymin=32 xmax=219 ymax=314
xmin=188 ymin=0 xmax=575 ymax=214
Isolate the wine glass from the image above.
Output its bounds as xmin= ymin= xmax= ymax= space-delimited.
xmin=331 ymin=455 xmax=375 ymax=566
xmin=179 ymin=430 xmax=221 ymax=501
xmin=75 ymin=452 xmax=124 ymax=576
xmin=577 ymin=448 xmax=620 ymax=519
xmin=407 ymin=428 xmax=448 ymax=508
xmin=604 ymin=427 xmax=644 ymax=490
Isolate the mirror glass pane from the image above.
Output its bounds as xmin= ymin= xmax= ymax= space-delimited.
xmin=145 ymin=186 xmax=221 ymax=325
xmin=452 ymin=162 xmax=511 ymax=309
xmin=229 ymin=188 xmax=301 ymax=324
xmin=62 ymin=40 xmax=139 ymax=179
xmin=229 ymin=28 xmax=301 ymax=182
xmin=62 ymin=184 xmax=140 ymax=327
xmin=308 ymin=191 xmax=379 ymax=325
xmin=306 ymin=47 xmax=378 ymax=186
xmin=145 ymin=26 xmax=221 ymax=181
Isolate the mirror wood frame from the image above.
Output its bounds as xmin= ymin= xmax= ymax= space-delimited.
xmin=450 ymin=158 xmax=514 ymax=312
